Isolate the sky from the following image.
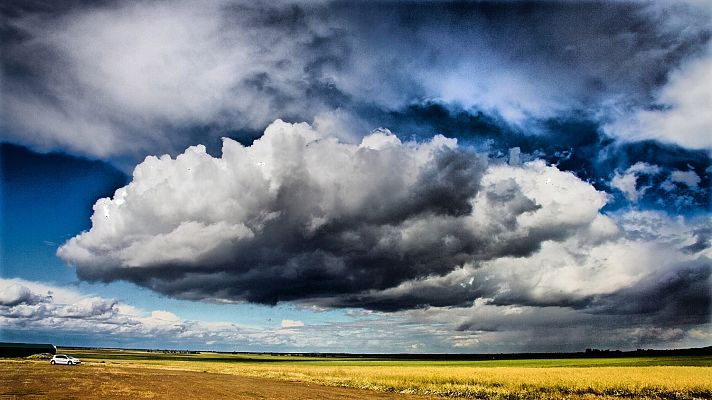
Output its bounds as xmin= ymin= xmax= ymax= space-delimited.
xmin=0 ymin=0 xmax=710 ymax=353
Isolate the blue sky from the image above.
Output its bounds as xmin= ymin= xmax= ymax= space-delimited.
xmin=1 ymin=142 xmax=353 ymax=350
xmin=1 ymin=0 xmax=710 ymax=353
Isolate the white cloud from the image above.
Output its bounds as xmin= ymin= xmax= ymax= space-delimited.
xmin=56 ymin=119 xmax=626 ymax=311
xmin=0 ymin=278 xmax=320 ymax=349
xmin=606 ymin=43 xmax=712 ymax=150
xmin=344 ymin=202 xmax=710 ymax=347
xmin=0 ymin=283 xmax=48 ymax=306
xmin=362 ymin=207 xmax=709 ymax=314
xmin=150 ymin=310 xmax=181 ymax=322
xmin=688 ymin=327 xmax=712 ymax=340
xmin=0 ymin=278 xmax=457 ymax=352
xmin=58 ymin=119 xmax=461 ymax=275
xmin=55 ymin=119 xmax=711 ymax=319
xmin=474 ymin=160 xmax=609 ymax=234
xmin=422 ymin=58 xmax=569 ymax=123
xmin=473 ymin=228 xmax=693 ymax=307
xmin=281 ymin=319 xmax=304 ymax=329
xmin=610 ymin=162 xmax=662 ymax=202
xmin=0 ymin=279 xmax=178 ymax=334
xmin=450 ymin=334 xmax=481 ymax=348
xmin=670 ymin=170 xmax=701 ymax=188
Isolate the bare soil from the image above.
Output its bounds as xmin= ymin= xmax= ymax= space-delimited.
xmin=0 ymin=361 xmax=436 ymax=399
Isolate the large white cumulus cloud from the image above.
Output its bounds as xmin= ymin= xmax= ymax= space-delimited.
xmin=58 ymin=120 xmax=484 ymax=304
xmin=58 ymin=119 xmax=464 ymax=270
xmin=55 ymin=119 xmax=664 ymax=313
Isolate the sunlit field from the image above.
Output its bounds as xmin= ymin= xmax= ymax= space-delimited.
xmin=15 ymin=348 xmax=708 ymax=400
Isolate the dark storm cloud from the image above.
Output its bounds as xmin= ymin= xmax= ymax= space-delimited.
xmin=683 ymin=228 xmax=712 ymax=254
xmin=480 ymin=257 xmax=712 ymax=327
xmin=1 ymin=0 xmax=352 ymax=157
xmin=2 ymin=0 xmax=711 ymax=160
xmin=444 ymin=306 xmax=699 ymax=351
xmin=425 ymin=256 xmax=710 ymax=350
xmin=589 ymin=259 xmax=711 ymax=321
xmin=339 ymin=0 xmax=711 ymax=106
xmin=3 ymin=0 xmax=709 ymax=214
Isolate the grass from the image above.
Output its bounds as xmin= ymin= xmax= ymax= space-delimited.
xmin=51 ymin=348 xmax=712 ymax=399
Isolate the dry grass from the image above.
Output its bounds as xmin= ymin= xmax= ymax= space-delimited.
xmin=0 ymin=360 xmax=435 ymax=400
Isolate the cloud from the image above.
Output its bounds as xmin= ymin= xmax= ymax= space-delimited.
xmin=605 ymin=0 xmax=712 ymax=152
xmin=406 ymin=299 xmax=712 ymax=352
xmin=281 ymin=319 xmax=304 ymax=329
xmin=50 ymin=121 xmax=586 ymax=311
xmin=670 ymin=169 xmax=702 ymax=188
xmin=7 ymin=214 xmax=712 ymax=353
xmin=58 ymin=119 xmax=496 ymax=307
xmin=340 ymin=210 xmax=710 ymax=324
xmin=606 ymin=43 xmax=712 ymax=150
xmin=3 ymin=0 xmax=711 ymax=159
xmin=0 ymin=283 xmax=49 ymax=307
xmin=53 ymin=119 xmax=706 ymax=318
xmin=0 ymin=278 xmax=527 ymax=353
xmin=335 ymin=0 xmax=710 ymax=124
xmin=610 ymin=162 xmax=662 ymax=202
xmin=1 ymin=0 xmax=347 ymax=157
xmin=53 ymin=120 xmax=710 ymax=338
xmin=0 ymin=279 xmax=121 ymax=322
xmin=604 ymin=0 xmax=712 ymax=150
xmin=0 ymin=278 xmax=329 ymax=350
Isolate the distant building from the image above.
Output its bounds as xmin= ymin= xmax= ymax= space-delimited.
xmin=0 ymin=342 xmax=57 ymax=357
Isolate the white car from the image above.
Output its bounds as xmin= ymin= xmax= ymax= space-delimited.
xmin=50 ymin=354 xmax=81 ymax=365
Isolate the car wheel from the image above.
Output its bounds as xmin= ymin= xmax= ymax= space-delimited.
xmin=50 ymin=360 xmax=55 ymax=365
xmin=68 ymin=361 xmax=72 ymax=365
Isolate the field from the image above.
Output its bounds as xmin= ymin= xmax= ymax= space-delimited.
xmin=2 ymin=349 xmax=712 ymax=399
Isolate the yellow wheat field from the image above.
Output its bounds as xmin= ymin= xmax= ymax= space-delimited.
xmin=91 ymin=357 xmax=712 ymax=399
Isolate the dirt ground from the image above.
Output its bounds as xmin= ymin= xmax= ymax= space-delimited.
xmin=0 ymin=361 xmax=436 ymax=400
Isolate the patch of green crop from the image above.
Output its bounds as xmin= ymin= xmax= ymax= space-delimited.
xmin=63 ymin=348 xmax=712 ymax=368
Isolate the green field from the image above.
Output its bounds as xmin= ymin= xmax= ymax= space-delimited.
xmin=65 ymin=348 xmax=712 ymax=367
xmin=49 ymin=348 xmax=712 ymax=399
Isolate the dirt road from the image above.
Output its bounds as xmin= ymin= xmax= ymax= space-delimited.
xmin=1 ymin=361 xmax=435 ymax=399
